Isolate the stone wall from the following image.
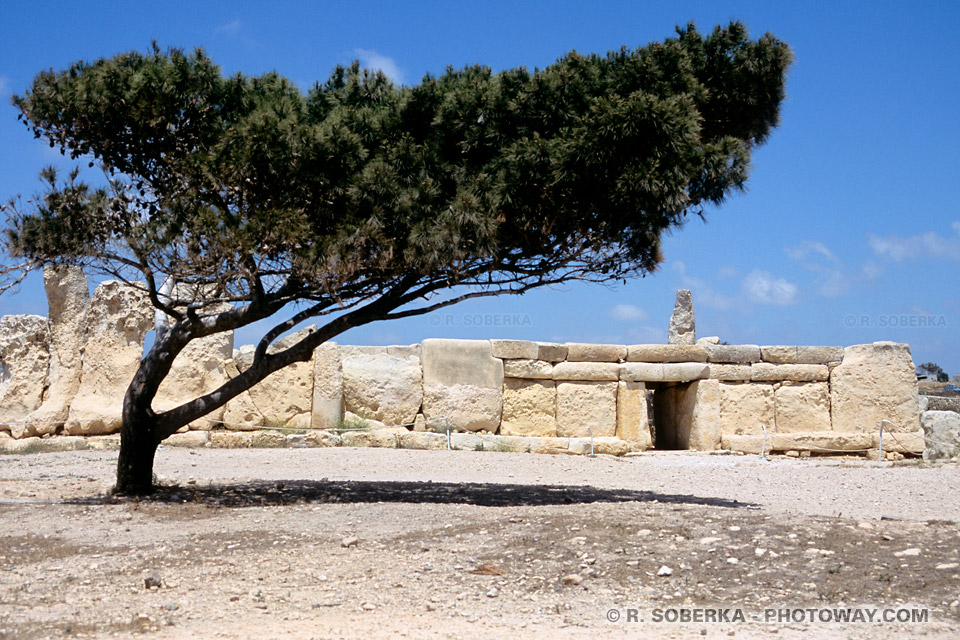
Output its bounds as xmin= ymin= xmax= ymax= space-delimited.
xmin=0 ymin=275 xmax=934 ymax=457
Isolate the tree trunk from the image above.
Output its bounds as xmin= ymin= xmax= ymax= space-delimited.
xmin=114 ymin=401 xmax=160 ymax=496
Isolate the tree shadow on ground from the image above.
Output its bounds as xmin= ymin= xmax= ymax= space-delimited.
xmin=67 ymin=479 xmax=759 ymax=510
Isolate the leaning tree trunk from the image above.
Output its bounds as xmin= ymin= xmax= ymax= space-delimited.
xmin=115 ymin=400 xmax=161 ymax=496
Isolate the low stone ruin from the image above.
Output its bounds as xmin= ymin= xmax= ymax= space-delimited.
xmin=0 ymin=271 xmax=954 ymax=459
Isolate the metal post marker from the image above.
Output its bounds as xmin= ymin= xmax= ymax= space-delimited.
xmin=759 ymin=424 xmax=768 ymax=461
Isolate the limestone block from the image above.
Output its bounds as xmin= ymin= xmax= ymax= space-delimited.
xmin=704 ymin=344 xmax=761 ymax=364
xmin=688 ymin=379 xmax=721 ymax=451
xmin=500 ymin=378 xmax=557 ymax=437
xmin=209 ymin=430 xmax=287 ymax=449
xmin=245 ymin=327 xmax=316 ymax=428
xmin=796 ymin=346 xmax=844 ymax=364
xmin=661 ymin=363 xmax=710 ymax=381
xmin=921 ymin=411 xmax=960 ymax=460
xmin=830 ymin=342 xmax=921 ymax=432
xmin=627 ymin=344 xmax=707 ymax=363
xmin=530 ymin=437 xmax=571 ymax=454
xmin=342 ymin=351 xmax=422 ymax=426
xmin=490 ymin=339 xmax=539 ymax=360
xmin=720 ymin=382 xmax=775 ymax=435
xmin=751 ymin=363 xmax=829 ymax=382
xmin=305 ymin=430 xmax=342 ymax=448
xmin=552 ymin=362 xmax=620 ymax=381
xmin=154 ymin=329 xmax=233 ymax=421
xmin=27 ymin=266 xmax=90 ymax=429
xmin=697 ymin=336 xmax=720 ymax=346
xmin=668 ymin=289 xmax=695 ymax=345
xmin=722 ymin=432 xmax=875 ymax=455
xmin=221 ymin=364 xmax=267 ymax=430
xmin=926 ymin=396 xmax=960 ymax=412
xmin=399 ymin=431 xmax=448 ymax=451
xmin=503 ymin=359 xmax=554 ymax=379
xmin=0 ymin=315 xmax=51 ymax=436
xmin=555 ymin=381 xmax=617 ymax=438
xmin=617 ymin=380 xmax=651 ymax=447
xmin=164 ymin=431 xmax=210 ymax=448
xmin=619 ymin=363 xmax=663 ymax=382
xmin=448 ymin=432 xmax=484 ymax=451
xmin=342 ymin=410 xmax=387 ymax=430
xmin=66 ymin=281 xmax=154 ymax=435
xmin=564 ymin=343 xmax=626 ymax=362
xmin=708 ymin=364 xmax=753 ymax=381
xmin=775 ymin=383 xmax=831 ymax=433
xmin=312 ymin=342 xmax=343 ymax=429
xmin=878 ymin=431 xmax=924 ymax=454
xmin=421 ymin=339 xmax=503 ymax=432
xmin=760 ymin=346 xmax=799 ymax=363
xmin=340 ymin=427 xmax=405 ymax=449
xmin=479 ymin=434 xmax=535 ymax=453
xmin=536 ymin=342 xmax=568 ymax=362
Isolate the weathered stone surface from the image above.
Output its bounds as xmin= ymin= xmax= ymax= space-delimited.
xmin=530 ymin=437 xmax=570 ymax=454
xmin=27 ymin=266 xmax=89 ymax=430
xmin=775 ymin=383 xmax=831 ymax=433
xmin=627 ymin=344 xmax=708 ymax=363
xmin=552 ymin=361 xmax=620 ymax=381
xmin=0 ymin=315 xmax=51 ymax=437
xmin=503 ymin=359 xmax=554 ymax=379
xmin=619 ymin=363 xmax=663 ymax=382
xmin=722 ymin=432 xmax=875 ymax=455
xmin=66 ymin=281 xmax=154 ymax=435
xmin=918 ymin=395 xmax=929 ymax=412
xmin=342 ymin=351 xmax=422 ymax=426
xmin=661 ymin=363 xmax=710 ymax=381
xmin=921 ymin=411 xmax=960 ymax=460
xmin=536 ymin=342 xmax=568 ymax=362
xmin=305 ymin=430 xmax=342 ymax=448
xmin=796 ymin=346 xmax=844 ymax=364
xmin=592 ymin=437 xmax=644 ymax=456
xmin=617 ymin=381 xmax=651 ymax=447
xmin=399 ymin=431 xmax=448 ymax=451
xmin=555 ymin=381 xmax=617 ymax=438
xmin=244 ymin=327 xmax=316 ymax=429
xmin=154 ymin=333 xmax=233 ymax=429
xmin=500 ymin=378 xmax=557 ymax=437
xmin=760 ymin=346 xmax=799 ymax=363
xmin=697 ymin=336 xmax=721 ymax=346
xmin=878 ymin=431 xmax=924 ymax=454
xmin=830 ymin=342 xmax=920 ymax=432
xmin=479 ymin=434 xmax=535 ymax=453
xmin=340 ymin=427 xmax=405 ymax=449
xmin=668 ymin=289 xmax=695 ymax=345
xmin=490 ymin=339 xmax=539 ymax=360
xmin=688 ymin=380 xmax=721 ymax=450
xmin=704 ymin=344 xmax=761 ymax=364
xmin=164 ymin=431 xmax=210 ymax=448
xmin=708 ymin=364 xmax=753 ymax=381
xmin=564 ymin=343 xmax=626 ymax=362
xmin=422 ymin=339 xmax=503 ymax=432
xmin=312 ymin=342 xmax=343 ymax=429
xmin=342 ymin=410 xmax=387 ymax=430
xmin=221 ymin=362 xmax=267 ymax=430
xmin=448 ymin=432 xmax=484 ymax=451
xmin=751 ymin=363 xmax=829 ymax=382
xmin=719 ymin=383 xmax=775 ymax=436
xmin=926 ymin=396 xmax=960 ymax=413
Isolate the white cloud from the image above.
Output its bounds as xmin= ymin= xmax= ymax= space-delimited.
xmin=785 ymin=241 xmax=839 ymax=264
xmin=215 ymin=18 xmax=241 ymax=35
xmin=354 ymin=49 xmax=404 ymax=84
xmin=868 ymin=223 xmax=960 ymax=262
xmin=742 ymin=270 xmax=798 ymax=306
xmin=609 ymin=303 xmax=647 ymax=321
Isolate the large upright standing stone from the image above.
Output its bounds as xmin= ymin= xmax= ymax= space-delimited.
xmin=829 ymin=342 xmax=920 ymax=432
xmin=421 ymin=339 xmax=503 ymax=432
xmin=25 ymin=266 xmax=90 ymax=434
xmin=65 ymin=281 xmax=154 ymax=435
xmin=0 ymin=315 xmax=51 ymax=436
xmin=668 ymin=289 xmax=695 ymax=345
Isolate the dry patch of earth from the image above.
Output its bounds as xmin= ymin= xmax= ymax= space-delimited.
xmin=1 ymin=447 xmax=958 ymax=639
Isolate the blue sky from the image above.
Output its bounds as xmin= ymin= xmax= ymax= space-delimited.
xmin=1 ymin=1 xmax=957 ymax=375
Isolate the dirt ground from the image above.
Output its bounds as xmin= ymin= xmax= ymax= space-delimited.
xmin=1 ymin=446 xmax=959 ymax=639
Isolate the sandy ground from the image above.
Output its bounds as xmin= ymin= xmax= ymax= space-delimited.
xmin=1 ymin=446 xmax=959 ymax=639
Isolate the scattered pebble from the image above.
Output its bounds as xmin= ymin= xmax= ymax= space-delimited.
xmin=657 ymin=565 xmax=673 ymax=576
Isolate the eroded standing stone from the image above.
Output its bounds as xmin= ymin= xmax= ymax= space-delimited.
xmin=26 ymin=266 xmax=89 ymax=432
xmin=342 ymin=351 xmax=422 ymax=426
xmin=500 ymin=378 xmax=557 ymax=437
xmin=556 ymin=381 xmax=617 ymax=438
xmin=65 ymin=281 xmax=154 ymax=435
xmin=830 ymin=342 xmax=920 ymax=432
xmin=668 ymin=289 xmax=695 ymax=345
xmin=0 ymin=315 xmax=51 ymax=436
xmin=422 ymin=339 xmax=503 ymax=432
xmin=311 ymin=342 xmax=343 ymax=429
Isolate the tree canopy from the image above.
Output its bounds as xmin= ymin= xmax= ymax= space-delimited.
xmin=2 ymin=22 xmax=791 ymax=493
